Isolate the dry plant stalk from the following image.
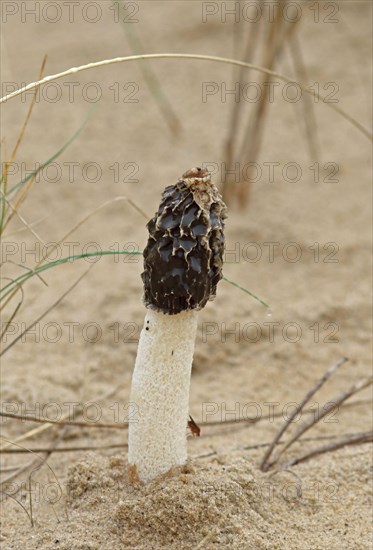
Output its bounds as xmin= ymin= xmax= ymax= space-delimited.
xmin=223 ymin=2 xmax=302 ymax=206
xmin=261 ymin=357 xmax=372 ymax=471
xmin=0 ymin=54 xmax=370 ymax=143
xmin=284 ymin=430 xmax=373 ymax=467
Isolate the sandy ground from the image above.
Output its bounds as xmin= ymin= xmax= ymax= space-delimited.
xmin=0 ymin=1 xmax=372 ymax=548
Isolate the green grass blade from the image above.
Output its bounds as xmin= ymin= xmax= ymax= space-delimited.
xmin=0 ymin=249 xmax=142 ymax=301
xmin=223 ymin=276 xmax=269 ymax=309
xmin=6 ymin=108 xmax=94 ymax=197
xmin=1 ymin=248 xmax=269 ymax=309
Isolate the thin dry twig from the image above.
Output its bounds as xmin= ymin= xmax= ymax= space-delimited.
xmin=41 ymin=196 xmax=149 ymax=267
xmin=1 ymin=464 xmax=30 ymax=471
xmin=0 ymin=386 xmax=121 ymax=516
xmin=260 ymin=357 xmax=348 ymax=471
xmin=0 ymin=404 xmax=318 ymax=431
xmin=1 ymin=396 xmax=369 ymax=435
xmin=27 ymin=426 xmax=68 ymax=523
xmin=0 ymin=490 xmax=33 ymax=526
xmin=270 ymin=375 xmax=373 ymax=467
xmin=0 ymin=411 xmax=126 ymax=430
xmin=283 ymin=430 xmax=373 ymax=467
xmin=0 ymin=435 xmax=64 ymax=490
xmin=0 ymin=443 xmax=128 ymax=454
xmin=0 ymin=265 xmax=93 ymax=356
xmin=0 ymin=430 xmax=66 ymax=527
xmin=1 ymin=431 xmax=369 ymax=457
xmin=0 ymin=263 xmax=48 ymax=323
xmin=0 ymin=278 xmax=24 ymax=341
xmin=0 ymin=386 xmax=120 ymax=451
xmin=0 ymin=459 xmax=35 ymax=483
xmin=192 ymin=431 xmax=371 ymax=460
xmin=5 ymin=216 xmax=47 ymax=236
xmin=0 ymin=196 xmax=147 ymax=320
xmin=1 ymin=175 xmax=37 ymax=233
xmin=0 ymin=190 xmax=45 ymax=245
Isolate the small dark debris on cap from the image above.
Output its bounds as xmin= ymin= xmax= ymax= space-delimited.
xmin=141 ymin=167 xmax=227 ymax=315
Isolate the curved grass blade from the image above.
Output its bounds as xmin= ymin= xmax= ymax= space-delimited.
xmin=0 ymin=54 xmax=370 ymax=141
xmin=0 ymin=250 xmax=269 ymax=309
xmin=223 ymin=275 xmax=269 ymax=308
xmin=0 ymin=250 xmax=142 ymax=301
xmin=6 ymin=107 xmax=95 ymax=197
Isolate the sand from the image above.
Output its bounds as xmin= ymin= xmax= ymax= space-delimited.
xmin=0 ymin=1 xmax=372 ymax=548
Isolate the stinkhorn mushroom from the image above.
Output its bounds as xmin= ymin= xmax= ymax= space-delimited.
xmin=128 ymin=166 xmax=227 ymax=483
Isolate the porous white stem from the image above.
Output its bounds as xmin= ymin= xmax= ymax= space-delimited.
xmin=128 ymin=308 xmax=198 ymax=483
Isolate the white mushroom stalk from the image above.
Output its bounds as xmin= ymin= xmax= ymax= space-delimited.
xmin=128 ymin=167 xmax=227 ymax=483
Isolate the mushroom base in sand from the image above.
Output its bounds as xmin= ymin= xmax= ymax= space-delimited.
xmin=128 ymin=308 xmax=198 ymax=483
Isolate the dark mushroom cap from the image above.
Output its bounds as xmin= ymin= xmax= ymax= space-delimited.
xmin=141 ymin=167 xmax=227 ymax=315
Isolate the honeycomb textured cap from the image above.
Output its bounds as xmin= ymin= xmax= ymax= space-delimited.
xmin=141 ymin=168 xmax=227 ymax=315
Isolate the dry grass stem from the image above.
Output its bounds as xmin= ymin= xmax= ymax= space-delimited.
xmin=273 ymin=375 xmax=372 ymax=463
xmin=262 ymin=364 xmax=372 ymax=471
xmin=0 ymin=266 xmax=93 ymax=356
xmin=284 ymin=430 xmax=373 ymax=467
xmin=7 ymin=55 xmax=47 ymax=165
xmin=0 ymin=386 xmax=120 ymax=451
xmin=260 ymin=357 xmax=348 ymax=471
xmin=288 ymin=31 xmax=319 ymax=161
xmin=0 ymin=54 xmax=370 ymax=141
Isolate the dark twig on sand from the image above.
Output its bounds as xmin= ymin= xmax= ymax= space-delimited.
xmin=267 ymin=375 xmax=372 ymax=470
xmin=283 ymin=430 xmax=373 ymax=467
xmin=260 ymin=357 xmax=348 ymax=471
